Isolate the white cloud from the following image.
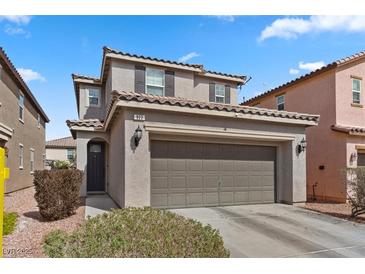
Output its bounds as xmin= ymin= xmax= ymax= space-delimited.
xmin=4 ymin=25 xmax=26 ymax=35
xmin=178 ymin=52 xmax=200 ymax=63
xmin=17 ymin=68 xmax=46 ymax=83
xmin=213 ymin=16 xmax=235 ymax=22
xmin=289 ymin=68 xmax=300 ymax=75
xmin=259 ymin=15 xmax=365 ymax=41
xmin=0 ymin=16 xmax=31 ymax=25
xmin=298 ymin=61 xmax=325 ymax=71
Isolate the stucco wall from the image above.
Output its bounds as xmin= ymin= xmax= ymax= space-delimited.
xmin=0 ymin=65 xmax=46 ymax=192
xmin=113 ymin=107 xmax=308 ymax=207
xmin=79 ymin=84 xmax=105 ymax=120
xmin=110 ymin=59 xmax=239 ymax=105
xmin=247 ymin=71 xmax=348 ymax=201
xmin=46 ymin=148 xmax=68 ymax=161
xmin=335 ymin=59 xmax=365 ymax=127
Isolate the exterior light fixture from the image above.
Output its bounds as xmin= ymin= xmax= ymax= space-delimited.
xmin=297 ymin=138 xmax=307 ymax=154
xmin=350 ymin=152 xmax=357 ymax=163
xmin=134 ymin=125 xmax=143 ymax=147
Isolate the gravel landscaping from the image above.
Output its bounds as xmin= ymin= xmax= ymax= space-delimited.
xmin=3 ymin=187 xmax=85 ymax=258
xmin=300 ymin=202 xmax=365 ymax=224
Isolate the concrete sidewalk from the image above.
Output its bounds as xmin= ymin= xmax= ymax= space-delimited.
xmin=85 ymin=194 xmax=119 ymax=218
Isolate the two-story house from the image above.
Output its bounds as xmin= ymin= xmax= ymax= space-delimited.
xmin=0 ymin=47 xmax=49 ymax=193
xmin=67 ymin=46 xmax=319 ymax=209
xmin=244 ymin=51 xmax=365 ymax=203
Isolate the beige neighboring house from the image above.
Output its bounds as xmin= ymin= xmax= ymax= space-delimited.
xmin=244 ymin=50 xmax=365 ymax=203
xmin=67 ymin=46 xmax=319 ymax=209
xmin=0 ymin=47 xmax=49 ymax=193
xmin=46 ymin=136 xmax=76 ymax=166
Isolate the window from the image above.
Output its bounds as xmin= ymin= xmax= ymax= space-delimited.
xmin=19 ymin=91 xmax=24 ymax=122
xmin=352 ymin=78 xmax=361 ymax=104
xmin=215 ymin=84 xmax=225 ymax=103
xmin=276 ymin=94 xmax=285 ymax=111
xmin=146 ymin=68 xmax=164 ymax=96
xmin=67 ymin=149 xmax=76 ymax=162
xmin=37 ymin=114 xmax=41 ymax=128
xmin=19 ymin=144 xmax=24 ymax=169
xmin=87 ymin=88 xmax=100 ymax=107
xmin=30 ymin=149 xmax=34 ymax=173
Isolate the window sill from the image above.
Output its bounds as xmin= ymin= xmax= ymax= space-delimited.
xmin=351 ymin=103 xmax=363 ymax=108
xmin=19 ymin=166 xmax=23 ymax=170
xmin=19 ymin=118 xmax=24 ymax=124
xmin=30 ymin=171 xmax=34 ymax=175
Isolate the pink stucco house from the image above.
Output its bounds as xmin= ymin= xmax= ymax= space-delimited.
xmin=244 ymin=50 xmax=365 ymax=203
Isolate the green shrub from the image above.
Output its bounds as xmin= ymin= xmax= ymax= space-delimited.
xmin=51 ymin=160 xmax=72 ymax=170
xmin=3 ymin=212 xmax=18 ymax=235
xmin=33 ymin=169 xmax=83 ymax=221
xmin=43 ymin=207 xmax=230 ymax=258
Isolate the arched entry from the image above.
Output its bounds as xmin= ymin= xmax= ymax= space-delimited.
xmin=87 ymin=140 xmax=106 ymax=192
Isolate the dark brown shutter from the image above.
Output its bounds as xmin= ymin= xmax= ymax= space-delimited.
xmin=135 ymin=65 xmax=145 ymax=93
xmin=209 ymin=83 xmax=215 ymax=102
xmin=165 ymin=71 xmax=175 ymax=97
xmin=225 ymin=85 xmax=231 ymax=104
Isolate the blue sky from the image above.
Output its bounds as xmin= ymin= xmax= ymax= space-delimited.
xmin=1 ymin=15 xmax=365 ymax=140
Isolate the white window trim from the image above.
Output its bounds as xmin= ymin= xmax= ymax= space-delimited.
xmin=215 ymin=84 xmax=225 ymax=103
xmin=19 ymin=143 xmax=24 ymax=169
xmin=146 ymin=67 xmax=165 ymax=96
xmin=19 ymin=91 xmax=25 ymax=123
xmin=276 ymin=94 xmax=285 ymax=110
xmin=352 ymin=78 xmax=361 ymax=104
xmin=30 ymin=148 xmax=35 ymax=174
xmin=86 ymin=87 xmax=101 ymax=108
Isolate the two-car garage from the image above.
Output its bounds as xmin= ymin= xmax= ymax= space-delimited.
xmin=150 ymin=140 xmax=276 ymax=208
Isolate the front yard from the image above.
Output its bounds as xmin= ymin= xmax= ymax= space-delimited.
xmin=3 ymin=187 xmax=85 ymax=258
xmin=299 ymin=202 xmax=365 ymax=224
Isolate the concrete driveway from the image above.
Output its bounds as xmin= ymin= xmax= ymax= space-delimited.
xmin=171 ymin=204 xmax=365 ymax=258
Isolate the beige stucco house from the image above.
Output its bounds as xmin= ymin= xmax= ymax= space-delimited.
xmin=67 ymin=46 xmax=319 ymax=208
xmin=0 ymin=47 xmax=49 ymax=193
xmin=46 ymin=136 xmax=76 ymax=167
xmin=244 ymin=50 xmax=365 ymax=203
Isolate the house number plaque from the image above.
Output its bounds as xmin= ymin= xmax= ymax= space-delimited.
xmin=133 ymin=114 xmax=145 ymax=121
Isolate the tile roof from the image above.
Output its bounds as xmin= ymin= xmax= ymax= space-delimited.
xmin=103 ymin=46 xmax=246 ymax=80
xmin=66 ymin=119 xmax=103 ymax=129
xmin=244 ymin=50 xmax=365 ymax=105
xmin=0 ymin=47 xmax=50 ymax=122
xmin=331 ymin=124 xmax=365 ymax=135
xmin=110 ymin=90 xmax=320 ymax=123
xmin=46 ymin=136 xmax=76 ymax=148
xmin=71 ymin=74 xmax=101 ymax=82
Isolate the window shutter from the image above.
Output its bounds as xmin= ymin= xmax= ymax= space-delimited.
xmin=165 ymin=71 xmax=175 ymax=97
xmin=135 ymin=65 xmax=146 ymax=93
xmin=225 ymin=85 xmax=231 ymax=104
xmin=209 ymin=83 xmax=215 ymax=102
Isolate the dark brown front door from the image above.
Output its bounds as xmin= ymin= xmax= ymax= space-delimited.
xmin=87 ymin=142 xmax=105 ymax=192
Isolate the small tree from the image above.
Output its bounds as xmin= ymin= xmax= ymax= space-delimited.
xmin=345 ymin=167 xmax=365 ymax=217
xmin=51 ymin=160 xmax=73 ymax=170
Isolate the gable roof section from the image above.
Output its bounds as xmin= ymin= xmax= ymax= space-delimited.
xmin=0 ymin=47 xmax=50 ymax=122
xmin=243 ymin=50 xmax=365 ymax=105
xmin=46 ymin=136 xmax=76 ymax=148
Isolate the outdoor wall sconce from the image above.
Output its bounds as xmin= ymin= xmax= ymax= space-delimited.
xmin=134 ymin=125 xmax=143 ymax=147
xmin=350 ymin=152 xmax=357 ymax=163
xmin=297 ymin=138 xmax=307 ymax=154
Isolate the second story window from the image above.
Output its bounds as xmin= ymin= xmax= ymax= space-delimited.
xmin=19 ymin=91 xmax=25 ymax=122
xmin=37 ymin=113 xmax=41 ymax=128
xmin=87 ymin=88 xmax=100 ymax=107
xmin=276 ymin=94 xmax=285 ymax=111
xmin=352 ymin=78 xmax=361 ymax=104
xmin=146 ymin=68 xmax=164 ymax=96
xmin=215 ymin=84 xmax=225 ymax=103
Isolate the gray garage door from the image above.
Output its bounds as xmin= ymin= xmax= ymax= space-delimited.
xmin=151 ymin=140 xmax=276 ymax=208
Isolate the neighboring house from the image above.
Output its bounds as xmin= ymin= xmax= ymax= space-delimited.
xmin=0 ymin=47 xmax=49 ymax=193
xmin=67 ymin=46 xmax=319 ymax=209
xmin=46 ymin=136 xmax=76 ymax=166
xmin=244 ymin=50 xmax=365 ymax=203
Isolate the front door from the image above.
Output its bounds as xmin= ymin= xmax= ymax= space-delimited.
xmin=87 ymin=142 xmax=105 ymax=192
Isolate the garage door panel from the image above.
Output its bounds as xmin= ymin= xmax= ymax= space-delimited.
xmin=151 ymin=141 xmax=276 ymax=208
